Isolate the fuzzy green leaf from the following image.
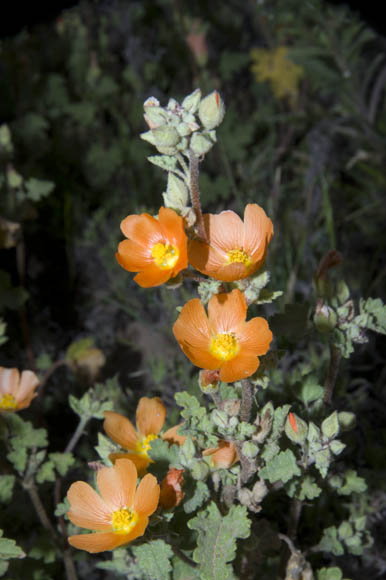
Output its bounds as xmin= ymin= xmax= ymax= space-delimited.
xmin=97 ymin=547 xmax=144 ymax=578
xmin=25 ymin=178 xmax=55 ymax=202
xmin=318 ymin=526 xmax=344 ymax=556
xmin=0 ymin=475 xmax=15 ymax=503
xmin=317 ymin=567 xmax=344 ymax=580
xmin=132 ymin=540 xmax=173 ymax=580
xmin=36 ymin=461 xmax=56 ymax=484
xmin=356 ymin=297 xmax=386 ymax=334
xmin=0 ymin=530 xmax=25 ymax=560
xmin=260 ymin=449 xmax=301 ymax=484
xmin=148 ymin=155 xmax=177 ymax=172
xmin=49 ymin=452 xmax=75 ymax=476
xmin=336 ymin=470 xmax=367 ymax=496
xmin=184 ymin=481 xmax=210 ymax=514
xmin=172 ymin=556 xmax=200 ymax=579
xmin=314 ymin=448 xmax=331 ymax=478
xmin=175 ymin=392 xmax=206 ymax=422
xmin=188 ymin=503 xmax=250 ymax=580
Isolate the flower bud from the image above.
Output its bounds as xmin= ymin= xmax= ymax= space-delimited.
xmin=321 ymin=411 xmax=340 ymax=439
xmin=153 ymin=126 xmax=180 ymax=147
xmin=285 ymin=412 xmax=308 ymax=444
xmin=190 ymin=132 xmax=213 ymax=155
xmin=338 ymin=411 xmax=356 ymax=431
xmin=314 ymin=302 xmax=338 ymax=333
xmin=144 ymin=106 xmax=167 ymax=130
xmin=182 ymin=89 xmax=202 ymax=113
xmin=222 ymin=399 xmax=240 ymax=417
xmin=198 ymin=91 xmax=225 ymax=130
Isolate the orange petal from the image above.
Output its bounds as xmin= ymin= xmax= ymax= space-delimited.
xmin=116 ymin=239 xmax=153 ymax=272
xmin=207 ymin=290 xmax=247 ymax=334
xmin=204 ymin=211 xmax=243 ymax=253
xmin=133 ymin=264 xmax=171 ymax=287
xmin=243 ymin=204 xmax=273 ymax=257
xmin=133 ymin=473 xmax=160 ymax=516
xmin=173 ymin=299 xmax=219 ymax=370
xmin=204 ymin=441 xmax=238 ymax=468
xmin=108 ymin=452 xmax=150 ymax=476
xmin=67 ymin=481 xmax=112 ymax=531
xmin=0 ymin=367 xmax=19 ymax=396
xmin=104 ymin=412 xmax=138 ymax=450
xmin=158 ymin=207 xmax=186 ymax=247
xmin=188 ymin=240 xmax=225 ymax=275
xmin=120 ymin=213 xmax=162 ymax=247
xmin=208 ymin=261 xmax=249 ymax=282
xmin=162 ymin=423 xmax=187 ymax=446
xmin=136 ymin=397 xmax=166 ymax=437
xmin=69 ymin=531 xmax=125 ymax=553
xmin=237 ymin=317 xmax=273 ymax=356
xmin=96 ymin=460 xmax=137 ymax=511
xmin=15 ymin=370 xmax=39 ymax=403
xmin=219 ymin=353 xmax=260 ymax=382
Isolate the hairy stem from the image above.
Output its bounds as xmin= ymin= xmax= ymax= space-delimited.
xmin=23 ymin=480 xmax=58 ymax=538
xmin=324 ymin=342 xmax=341 ymax=405
xmin=189 ymin=152 xmax=208 ymax=242
xmin=171 ymin=544 xmax=198 ymax=568
xmin=65 ymin=415 xmax=90 ymax=454
xmin=287 ymin=497 xmax=303 ymax=540
xmin=239 ymin=380 xmax=253 ymax=423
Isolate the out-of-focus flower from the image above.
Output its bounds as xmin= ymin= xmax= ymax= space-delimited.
xmin=104 ymin=398 xmax=185 ymax=474
xmin=173 ymin=289 xmax=273 ymax=382
xmin=116 ymin=207 xmax=188 ymax=288
xmin=186 ymin=19 xmax=208 ymax=67
xmin=188 ymin=204 xmax=273 ymax=281
xmin=67 ymin=459 xmax=159 ymax=553
xmin=159 ymin=468 xmax=185 ymax=510
xmin=251 ymin=46 xmax=304 ymax=103
xmin=203 ymin=440 xmax=238 ymax=469
xmin=0 ymin=367 xmax=39 ymax=412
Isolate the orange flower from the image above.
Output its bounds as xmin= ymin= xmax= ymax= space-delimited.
xmin=67 ymin=459 xmax=159 ymax=553
xmin=203 ymin=440 xmax=238 ymax=469
xmin=189 ymin=203 xmax=273 ymax=281
xmin=173 ymin=289 xmax=272 ymax=382
xmin=116 ymin=207 xmax=188 ymax=287
xmin=104 ymin=397 xmax=185 ymax=474
xmin=0 ymin=366 xmax=39 ymax=412
xmin=159 ymin=468 xmax=185 ymax=510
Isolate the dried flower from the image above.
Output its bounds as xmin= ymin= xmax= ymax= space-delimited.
xmin=173 ymin=289 xmax=273 ymax=382
xmin=0 ymin=367 xmax=39 ymax=413
xmin=104 ymin=398 xmax=185 ymax=474
xmin=67 ymin=459 xmax=159 ymax=553
xmin=159 ymin=468 xmax=185 ymax=510
xmin=188 ymin=204 xmax=273 ymax=281
xmin=116 ymin=207 xmax=188 ymax=287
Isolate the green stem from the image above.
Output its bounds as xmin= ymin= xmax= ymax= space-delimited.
xmin=65 ymin=415 xmax=90 ymax=454
xmin=323 ymin=342 xmax=341 ymax=405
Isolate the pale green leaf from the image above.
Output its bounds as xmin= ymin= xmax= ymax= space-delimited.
xmin=132 ymin=539 xmax=173 ymax=580
xmin=184 ymin=481 xmax=210 ymax=514
xmin=260 ymin=449 xmax=301 ymax=484
xmin=188 ymin=503 xmax=250 ymax=580
xmin=0 ymin=475 xmax=15 ymax=503
xmin=0 ymin=530 xmax=25 ymax=560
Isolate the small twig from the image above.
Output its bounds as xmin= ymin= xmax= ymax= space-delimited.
xmin=239 ymin=380 xmax=253 ymax=423
xmin=65 ymin=415 xmax=90 ymax=454
xmin=37 ymin=359 xmax=67 ymax=398
xmin=23 ymin=479 xmax=58 ymax=539
xmin=188 ymin=152 xmax=208 ymax=242
xmin=287 ymin=497 xmax=303 ymax=541
xmin=323 ymin=342 xmax=341 ymax=405
xmin=180 ymin=269 xmax=207 ymax=284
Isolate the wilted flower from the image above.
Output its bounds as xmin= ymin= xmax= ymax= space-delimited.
xmin=203 ymin=440 xmax=238 ymax=469
xmin=0 ymin=367 xmax=39 ymax=412
xmin=67 ymin=459 xmax=159 ymax=553
xmin=173 ymin=289 xmax=273 ymax=382
xmin=116 ymin=207 xmax=188 ymax=287
xmin=159 ymin=468 xmax=185 ymax=510
xmin=104 ymin=397 xmax=185 ymax=474
xmin=188 ymin=204 xmax=273 ymax=281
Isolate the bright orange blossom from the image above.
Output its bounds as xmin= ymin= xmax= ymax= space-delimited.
xmin=203 ymin=440 xmax=238 ymax=469
xmin=173 ymin=289 xmax=272 ymax=382
xmin=67 ymin=459 xmax=159 ymax=553
xmin=104 ymin=397 xmax=186 ymax=474
xmin=189 ymin=203 xmax=273 ymax=281
xmin=116 ymin=207 xmax=188 ymax=287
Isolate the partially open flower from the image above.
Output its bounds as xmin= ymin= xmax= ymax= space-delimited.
xmin=0 ymin=367 xmax=39 ymax=413
xmin=203 ymin=440 xmax=238 ymax=469
xmin=116 ymin=207 xmax=188 ymax=287
xmin=104 ymin=398 xmax=185 ymax=474
xmin=173 ymin=289 xmax=273 ymax=382
xmin=67 ymin=459 xmax=159 ymax=553
xmin=159 ymin=468 xmax=185 ymax=510
xmin=188 ymin=204 xmax=273 ymax=281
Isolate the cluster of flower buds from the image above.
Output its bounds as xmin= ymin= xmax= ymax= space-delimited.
xmin=140 ymin=89 xmax=225 ymax=157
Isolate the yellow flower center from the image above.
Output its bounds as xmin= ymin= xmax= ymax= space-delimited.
xmin=226 ymin=249 xmax=251 ymax=267
xmin=210 ymin=333 xmax=240 ymax=361
xmin=111 ymin=507 xmax=139 ymax=534
xmin=0 ymin=393 xmax=17 ymax=411
xmin=151 ymin=242 xmax=179 ymax=270
xmin=136 ymin=433 xmax=158 ymax=457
